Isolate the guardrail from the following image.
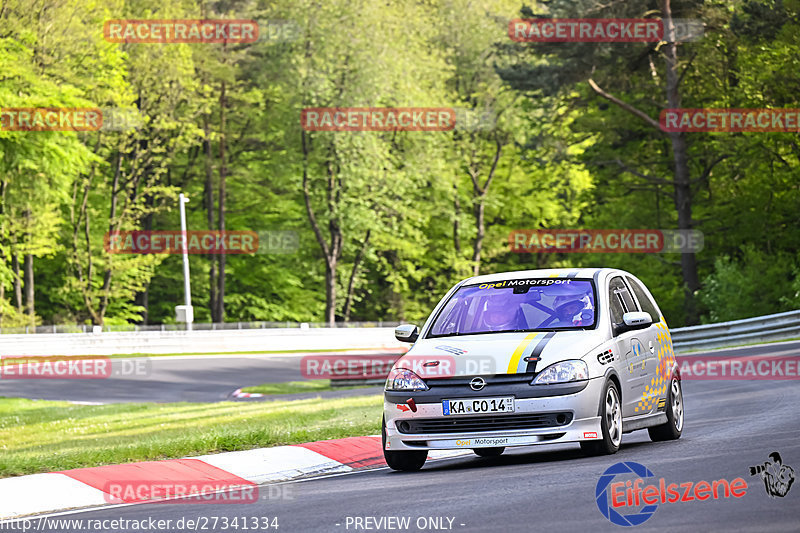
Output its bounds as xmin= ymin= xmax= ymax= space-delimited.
xmin=0 ymin=321 xmax=400 ymax=335
xmin=670 ymin=310 xmax=800 ymax=352
xmin=0 ymin=327 xmax=406 ymax=356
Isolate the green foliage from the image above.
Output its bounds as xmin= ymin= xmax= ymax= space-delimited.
xmin=0 ymin=0 xmax=797 ymax=328
xmin=698 ymin=246 xmax=797 ymax=323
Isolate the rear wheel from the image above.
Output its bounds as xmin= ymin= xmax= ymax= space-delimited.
xmin=581 ymin=380 xmax=622 ymax=456
xmin=473 ymin=447 xmax=505 ymax=457
xmin=382 ymin=416 xmax=427 ymax=471
xmin=648 ymin=377 xmax=683 ymax=441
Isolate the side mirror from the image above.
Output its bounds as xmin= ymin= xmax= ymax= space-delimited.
xmin=614 ymin=312 xmax=652 ymax=336
xmin=394 ymin=324 xmax=419 ymax=343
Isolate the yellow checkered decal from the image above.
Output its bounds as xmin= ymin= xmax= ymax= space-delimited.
xmin=635 ymin=320 xmax=676 ymax=414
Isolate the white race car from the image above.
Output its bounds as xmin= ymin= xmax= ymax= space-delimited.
xmin=382 ymin=268 xmax=682 ymax=471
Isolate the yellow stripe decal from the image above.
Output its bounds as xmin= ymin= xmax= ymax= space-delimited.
xmin=507 ymin=333 xmax=539 ymax=374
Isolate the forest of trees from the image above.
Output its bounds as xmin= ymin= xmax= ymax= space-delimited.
xmin=0 ymin=0 xmax=798 ymax=329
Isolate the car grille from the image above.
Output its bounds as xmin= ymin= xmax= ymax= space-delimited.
xmin=397 ymin=412 xmax=573 ymax=434
xmin=425 ymin=374 xmax=533 ymax=388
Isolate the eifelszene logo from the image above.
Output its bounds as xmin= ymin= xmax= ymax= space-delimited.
xmin=595 ymin=462 xmax=747 ymax=527
xmin=749 ymin=452 xmax=795 ymax=498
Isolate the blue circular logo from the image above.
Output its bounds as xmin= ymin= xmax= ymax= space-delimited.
xmin=596 ymin=462 xmax=658 ymax=527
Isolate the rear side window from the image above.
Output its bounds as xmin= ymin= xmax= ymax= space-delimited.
xmin=608 ymin=276 xmax=635 ymax=325
xmin=626 ymin=276 xmax=660 ymax=321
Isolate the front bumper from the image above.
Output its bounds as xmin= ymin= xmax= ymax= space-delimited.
xmin=383 ymin=377 xmax=604 ymax=451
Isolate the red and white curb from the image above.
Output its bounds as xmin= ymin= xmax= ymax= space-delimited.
xmin=0 ymin=436 xmax=470 ymax=520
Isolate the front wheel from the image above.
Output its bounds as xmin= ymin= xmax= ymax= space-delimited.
xmin=581 ymin=380 xmax=622 ymax=456
xmin=382 ymin=416 xmax=427 ymax=471
xmin=648 ymin=377 xmax=683 ymax=441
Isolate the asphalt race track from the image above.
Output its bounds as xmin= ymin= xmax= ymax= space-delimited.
xmin=10 ymin=341 xmax=800 ymax=533
xmin=1 ymin=341 xmax=799 ymax=404
xmin=0 ymin=353 xmax=388 ymax=403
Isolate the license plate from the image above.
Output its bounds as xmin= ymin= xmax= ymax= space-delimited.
xmin=442 ymin=397 xmax=514 ymax=416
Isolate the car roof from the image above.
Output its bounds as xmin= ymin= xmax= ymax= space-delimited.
xmin=461 ymin=267 xmax=628 ymax=287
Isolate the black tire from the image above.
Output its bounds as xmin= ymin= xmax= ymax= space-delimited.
xmin=581 ymin=380 xmax=622 ymax=456
xmin=648 ymin=377 xmax=683 ymax=442
xmin=473 ymin=447 xmax=505 ymax=457
xmin=382 ymin=416 xmax=427 ymax=471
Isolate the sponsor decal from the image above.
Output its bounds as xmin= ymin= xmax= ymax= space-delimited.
xmin=103 ymin=19 xmax=259 ymax=44
xmin=435 ymin=345 xmax=467 ymax=356
xmin=597 ymin=349 xmax=614 ymax=365
xmin=584 ymin=432 xmax=599 ymax=439
xmin=300 ymin=107 xmax=456 ymax=132
xmin=678 ymin=354 xmax=800 ymax=380
xmin=660 ymin=108 xmax=800 ymax=133
xmin=596 ymin=462 xmax=747 ymax=527
xmin=749 ymin=452 xmax=795 ymax=498
xmin=455 ymin=438 xmax=508 ymax=447
xmin=478 ymin=278 xmax=573 ymax=289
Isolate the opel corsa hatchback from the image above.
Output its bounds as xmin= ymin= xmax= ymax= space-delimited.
xmin=382 ymin=268 xmax=682 ymax=471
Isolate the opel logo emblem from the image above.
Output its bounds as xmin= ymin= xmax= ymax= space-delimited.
xmin=469 ymin=377 xmax=486 ymax=391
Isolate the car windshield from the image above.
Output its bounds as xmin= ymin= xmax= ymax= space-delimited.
xmin=428 ymin=279 xmax=596 ymax=337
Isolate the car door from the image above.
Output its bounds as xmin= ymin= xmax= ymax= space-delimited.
xmin=626 ymin=276 xmax=665 ymax=415
xmin=607 ymin=276 xmax=647 ymax=418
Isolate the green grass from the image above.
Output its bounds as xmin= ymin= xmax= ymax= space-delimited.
xmin=240 ymin=379 xmax=366 ymax=395
xmin=0 ymin=395 xmax=383 ymax=478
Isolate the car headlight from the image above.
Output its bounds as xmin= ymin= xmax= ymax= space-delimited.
xmin=532 ymin=360 xmax=589 ymax=385
xmin=385 ymin=368 xmax=429 ymax=391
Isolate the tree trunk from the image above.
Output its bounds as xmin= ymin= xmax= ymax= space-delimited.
xmin=471 ymin=195 xmax=485 ymax=276
xmin=662 ymin=0 xmax=700 ymax=324
xmin=468 ymin=140 xmax=502 ymax=277
xmin=24 ymin=253 xmax=34 ymax=326
xmin=216 ymin=80 xmax=227 ymax=322
xmin=325 ymin=261 xmax=336 ymax=325
xmin=453 ymin=181 xmax=461 ymax=254
xmin=301 ymin=131 xmax=342 ymax=326
xmin=12 ymin=252 xmax=22 ymax=313
xmin=0 ymin=178 xmax=5 ymax=326
xmin=343 ymin=230 xmax=370 ymax=322
xmin=135 ymin=210 xmax=153 ymax=324
xmin=203 ymin=116 xmax=217 ymax=321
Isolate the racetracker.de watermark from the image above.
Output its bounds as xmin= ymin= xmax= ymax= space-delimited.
xmin=509 ymin=18 xmax=703 ymax=42
xmin=660 ymin=108 xmax=800 ymax=132
xmin=0 ymin=107 xmax=143 ymax=132
xmin=509 ymin=229 xmax=703 ymax=253
xmin=300 ymin=108 xmax=456 ymax=132
xmin=100 ymin=480 xmax=292 ymax=504
xmin=103 ymin=230 xmax=298 ymax=255
xmin=301 ymin=354 xmax=504 ymax=380
xmin=678 ymin=354 xmax=800 ymax=380
xmin=103 ymin=19 xmax=259 ymax=43
xmin=301 ymin=355 xmax=400 ymax=380
xmin=0 ymin=356 xmax=149 ymax=379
